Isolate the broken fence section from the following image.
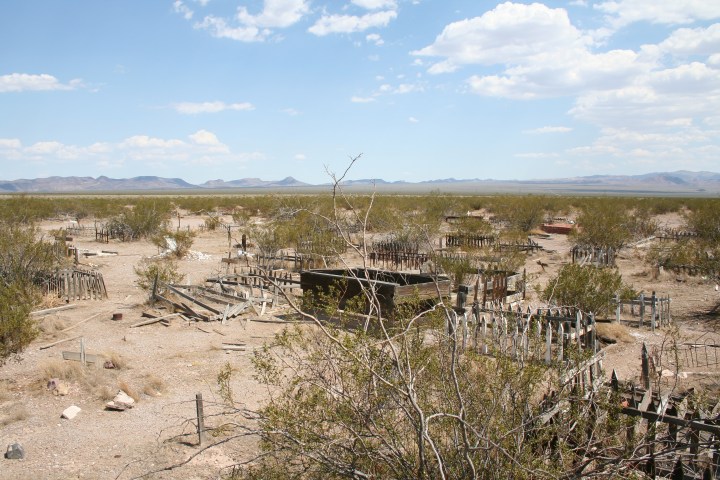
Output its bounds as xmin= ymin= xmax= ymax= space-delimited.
xmin=46 ymin=268 xmax=107 ymax=302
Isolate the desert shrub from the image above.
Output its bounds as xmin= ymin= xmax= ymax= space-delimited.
xmin=572 ymin=201 xmax=632 ymax=249
xmin=542 ymin=263 xmax=635 ymax=317
xmin=106 ymin=199 xmax=171 ymax=240
xmin=134 ymin=258 xmax=183 ymax=293
xmin=151 ymin=228 xmax=196 ymax=258
xmin=0 ymin=223 xmax=62 ymax=363
xmin=686 ymin=200 xmax=720 ymax=242
xmin=0 ymin=282 xmax=39 ymax=363
xmin=142 ymin=374 xmax=166 ymax=397
xmin=0 ymin=223 xmax=60 ymax=289
xmin=204 ymin=214 xmax=222 ymax=231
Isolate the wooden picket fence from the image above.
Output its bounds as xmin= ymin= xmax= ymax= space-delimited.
xmin=613 ymin=291 xmax=671 ymax=331
xmin=571 ymin=245 xmax=616 ymax=267
xmin=455 ymin=305 xmax=600 ymax=367
xmin=46 ymin=268 xmax=107 ymax=302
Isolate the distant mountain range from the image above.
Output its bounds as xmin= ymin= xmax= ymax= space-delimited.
xmin=1 ymin=171 xmax=719 ymax=194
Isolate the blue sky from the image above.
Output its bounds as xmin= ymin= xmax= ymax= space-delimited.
xmin=1 ymin=1 xmax=719 ymax=184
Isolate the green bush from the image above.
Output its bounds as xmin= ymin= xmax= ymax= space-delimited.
xmin=151 ymin=229 xmax=196 ymax=258
xmin=134 ymin=258 xmax=184 ymax=293
xmin=542 ymin=263 xmax=634 ymax=317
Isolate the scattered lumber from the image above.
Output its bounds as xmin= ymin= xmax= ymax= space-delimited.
xmin=130 ymin=313 xmax=180 ymax=328
xmin=39 ymin=334 xmax=83 ymax=350
xmin=31 ymin=304 xmax=77 ymax=317
xmin=59 ymin=311 xmax=107 ymax=333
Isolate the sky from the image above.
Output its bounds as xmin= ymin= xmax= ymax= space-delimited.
xmin=1 ymin=1 xmax=719 ymax=184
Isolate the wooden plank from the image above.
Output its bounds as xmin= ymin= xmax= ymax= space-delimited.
xmin=38 ymin=334 xmax=83 ymax=350
xmin=30 ymin=304 xmax=77 ymax=317
xmin=621 ymin=407 xmax=720 ymax=435
xmin=62 ymin=351 xmax=100 ymax=364
xmin=59 ymin=311 xmax=107 ymax=333
xmin=130 ymin=314 xmax=181 ymax=327
xmin=166 ymin=284 xmax=222 ymax=314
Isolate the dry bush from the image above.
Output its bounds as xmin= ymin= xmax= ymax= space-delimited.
xmin=142 ymin=374 xmax=166 ymax=397
xmin=41 ymin=358 xmax=120 ymax=400
xmin=118 ymin=379 xmax=140 ymax=402
xmin=596 ymin=322 xmax=634 ymax=344
xmin=103 ymin=351 xmax=128 ymax=370
xmin=41 ymin=358 xmax=86 ymax=382
xmin=94 ymin=385 xmax=116 ymax=402
xmin=0 ymin=403 xmax=29 ymax=426
xmin=38 ymin=317 xmax=68 ymax=334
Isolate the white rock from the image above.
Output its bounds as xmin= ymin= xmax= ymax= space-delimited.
xmin=61 ymin=405 xmax=81 ymax=420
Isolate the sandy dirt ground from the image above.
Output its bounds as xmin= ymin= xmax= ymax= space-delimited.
xmin=0 ymin=211 xmax=718 ymax=479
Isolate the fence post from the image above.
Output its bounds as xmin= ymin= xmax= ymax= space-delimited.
xmin=615 ymin=293 xmax=621 ymax=323
xmin=557 ymin=323 xmax=564 ymax=362
xmin=651 ymin=291 xmax=657 ymax=332
xmin=639 ymin=293 xmax=645 ymax=327
xmin=641 ymin=343 xmax=650 ymax=390
xmin=545 ymin=320 xmax=552 ymax=365
xmin=196 ymin=393 xmax=205 ymax=445
xmin=575 ymin=311 xmax=582 ymax=349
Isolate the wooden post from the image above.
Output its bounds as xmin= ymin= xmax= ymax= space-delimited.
xmin=557 ymin=323 xmax=564 ymax=362
xmin=639 ymin=293 xmax=645 ymax=327
xmin=615 ymin=293 xmax=621 ymax=323
xmin=651 ymin=291 xmax=657 ymax=333
xmin=575 ymin=311 xmax=582 ymax=349
xmin=150 ymin=272 xmax=159 ymax=305
xmin=80 ymin=337 xmax=86 ymax=366
xmin=196 ymin=393 xmax=205 ymax=445
xmin=545 ymin=320 xmax=552 ymax=365
xmin=641 ymin=343 xmax=650 ymax=390
xmin=481 ymin=316 xmax=488 ymax=355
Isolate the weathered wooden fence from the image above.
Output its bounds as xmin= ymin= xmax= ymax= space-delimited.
xmin=614 ymin=291 xmax=671 ymax=331
xmin=571 ymin=245 xmax=616 ymax=267
xmin=372 ymin=239 xmax=419 ymax=254
xmin=660 ymin=340 xmax=720 ymax=369
xmin=657 ymin=229 xmax=699 ymax=241
xmin=46 ymin=268 xmax=107 ymax=302
xmin=456 ymin=305 xmax=599 ymax=367
xmin=444 ymin=234 xmax=496 ymax=248
xmin=369 ymin=251 xmax=429 ymax=270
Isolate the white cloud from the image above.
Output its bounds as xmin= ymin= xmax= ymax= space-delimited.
xmin=309 ymin=10 xmax=397 ymax=36
xmin=294 ymin=153 xmax=307 ymax=161
xmin=595 ymin=0 xmax=720 ymax=29
xmin=173 ymin=0 xmax=193 ymax=20
xmin=172 ymin=101 xmax=255 ymax=114
xmin=352 ymin=0 xmax=397 ymax=10
xmin=192 ymin=0 xmax=308 ymax=42
xmin=658 ymin=23 xmax=720 ymax=57
xmin=282 ymin=108 xmax=300 ymax=116
xmin=121 ymin=136 xmax=185 ymax=150
xmin=524 ymin=126 xmax=573 ymax=134
xmin=237 ymin=0 xmax=309 ymax=28
xmin=194 ymin=16 xmax=264 ymax=42
xmin=413 ymin=3 xmax=590 ymax=74
xmin=408 ymin=116 xmax=419 ymax=123
xmin=366 ymin=33 xmax=384 ymax=45
xmin=0 ymin=139 xmax=22 ymax=149
xmin=189 ymin=129 xmax=220 ymax=145
xmin=0 ymin=73 xmax=83 ymax=93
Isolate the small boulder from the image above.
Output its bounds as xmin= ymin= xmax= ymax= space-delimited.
xmin=61 ymin=405 xmax=81 ymax=420
xmin=105 ymin=390 xmax=135 ymax=411
xmin=5 ymin=443 xmax=25 ymax=460
xmin=103 ymin=360 xmax=115 ymax=369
